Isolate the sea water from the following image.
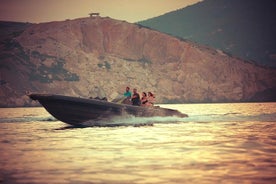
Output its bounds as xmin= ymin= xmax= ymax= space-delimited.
xmin=0 ymin=103 xmax=275 ymax=184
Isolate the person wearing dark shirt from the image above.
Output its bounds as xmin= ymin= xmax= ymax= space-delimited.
xmin=131 ymin=88 xmax=141 ymax=106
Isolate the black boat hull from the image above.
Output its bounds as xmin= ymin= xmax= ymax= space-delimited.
xmin=29 ymin=94 xmax=187 ymax=126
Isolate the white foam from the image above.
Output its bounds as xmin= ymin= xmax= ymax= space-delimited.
xmin=81 ymin=115 xmax=188 ymax=127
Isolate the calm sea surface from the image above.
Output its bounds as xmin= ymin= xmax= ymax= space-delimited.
xmin=0 ymin=103 xmax=276 ymax=184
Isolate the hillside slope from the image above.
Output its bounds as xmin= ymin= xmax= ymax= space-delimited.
xmin=0 ymin=17 xmax=275 ymax=107
xmin=138 ymin=0 xmax=276 ymax=67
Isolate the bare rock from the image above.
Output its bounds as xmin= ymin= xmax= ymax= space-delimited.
xmin=0 ymin=17 xmax=275 ymax=106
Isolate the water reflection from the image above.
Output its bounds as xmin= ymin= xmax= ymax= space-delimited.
xmin=0 ymin=103 xmax=276 ymax=183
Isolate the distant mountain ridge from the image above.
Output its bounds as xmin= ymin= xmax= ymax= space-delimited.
xmin=138 ymin=0 xmax=276 ymax=67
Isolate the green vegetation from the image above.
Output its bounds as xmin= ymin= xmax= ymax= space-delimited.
xmin=0 ymin=22 xmax=79 ymax=83
xmin=1 ymin=38 xmax=79 ymax=83
xmin=2 ymin=39 xmax=30 ymax=63
xmin=1 ymin=38 xmax=31 ymax=71
xmin=29 ymin=50 xmax=79 ymax=83
xmin=31 ymin=50 xmax=56 ymax=61
xmin=97 ymin=61 xmax=111 ymax=70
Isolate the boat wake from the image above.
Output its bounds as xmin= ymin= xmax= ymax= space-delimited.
xmin=0 ymin=116 xmax=57 ymax=123
xmin=81 ymin=115 xmax=188 ymax=127
xmin=183 ymin=113 xmax=276 ymax=123
xmin=80 ymin=111 xmax=276 ymax=127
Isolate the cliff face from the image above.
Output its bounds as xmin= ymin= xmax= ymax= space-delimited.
xmin=0 ymin=17 xmax=275 ymax=107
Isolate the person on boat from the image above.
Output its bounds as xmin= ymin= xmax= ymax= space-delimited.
xmin=120 ymin=86 xmax=132 ymax=104
xmin=123 ymin=86 xmax=132 ymax=98
xmin=147 ymin=92 xmax=155 ymax=106
xmin=141 ymin=92 xmax=148 ymax=106
xmin=112 ymin=86 xmax=132 ymax=104
xmin=131 ymin=88 xmax=141 ymax=106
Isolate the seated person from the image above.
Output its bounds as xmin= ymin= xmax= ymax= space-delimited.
xmin=112 ymin=86 xmax=132 ymax=104
xmin=124 ymin=86 xmax=132 ymax=98
xmin=147 ymin=92 xmax=155 ymax=106
xmin=131 ymin=88 xmax=141 ymax=106
xmin=141 ymin=92 xmax=148 ymax=106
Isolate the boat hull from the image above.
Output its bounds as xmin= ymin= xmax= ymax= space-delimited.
xmin=29 ymin=94 xmax=187 ymax=126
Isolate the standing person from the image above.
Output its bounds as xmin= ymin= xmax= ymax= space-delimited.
xmin=147 ymin=92 xmax=155 ymax=106
xmin=131 ymin=88 xmax=141 ymax=106
xmin=141 ymin=92 xmax=148 ymax=106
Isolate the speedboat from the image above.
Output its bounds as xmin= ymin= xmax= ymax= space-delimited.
xmin=29 ymin=93 xmax=188 ymax=126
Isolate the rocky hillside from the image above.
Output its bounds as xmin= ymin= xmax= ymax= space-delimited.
xmin=138 ymin=0 xmax=276 ymax=67
xmin=0 ymin=17 xmax=275 ymax=107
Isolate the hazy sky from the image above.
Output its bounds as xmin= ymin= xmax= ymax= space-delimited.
xmin=0 ymin=0 xmax=202 ymax=23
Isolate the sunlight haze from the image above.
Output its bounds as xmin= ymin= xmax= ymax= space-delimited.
xmin=0 ymin=0 xmax=202 ymax=23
